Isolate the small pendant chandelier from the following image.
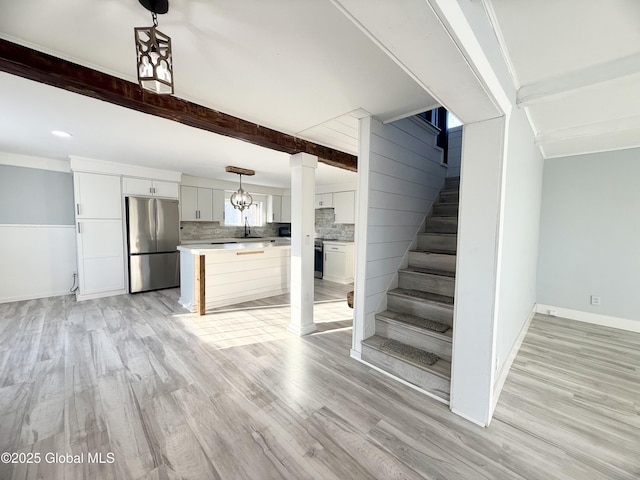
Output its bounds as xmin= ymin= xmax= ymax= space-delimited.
xmin=226 ymin=166 xmax=255 ymax=212
xmin=134 ymin=0 xmax=174 ymax=94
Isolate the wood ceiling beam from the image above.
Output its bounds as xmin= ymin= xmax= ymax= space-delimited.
xmin=0 ymin=38 xmax=357 ymax=171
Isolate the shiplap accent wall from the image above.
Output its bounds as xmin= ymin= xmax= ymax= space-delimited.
xmin=352 ymin=116 xmax=446 ymax=356
xmin=447 ymin=126 xmax=463 ymax=177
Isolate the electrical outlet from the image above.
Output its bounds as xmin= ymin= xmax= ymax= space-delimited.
xmin=590 ymin=295 xmax=601 ymax=306
xmin=548 ymin=309 xmax=557 ymax=317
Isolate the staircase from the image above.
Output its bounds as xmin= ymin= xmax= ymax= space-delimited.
xmin=361 ymin=176 xmax=459 ymax=402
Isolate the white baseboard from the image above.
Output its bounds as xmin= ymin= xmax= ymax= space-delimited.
xmin=490 ymin=305 xmax=536 ymax=418
xmin=76 ymin=289 xmax=126 ymax=302
xmin=0 ymin=291 xmax=72 ymax=304
xmin=450 ymin=407 xmax=487 ymax=428
xmin=349 ymin=348 xmax=362 ymax=360
xmin=536 ymin=304 xmax=640 ymax=333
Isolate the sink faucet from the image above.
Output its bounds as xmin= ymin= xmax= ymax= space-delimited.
xmin=244 ymin=217 xmax=251 ymax=238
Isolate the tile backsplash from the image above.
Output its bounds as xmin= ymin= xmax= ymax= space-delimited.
xmin=181 ymin=207 xmax=355 ymax=242
xmin=315 ymin=208 xmax=355 ymax=241
xmin=180 ymin=221 xmax=282 ymax=241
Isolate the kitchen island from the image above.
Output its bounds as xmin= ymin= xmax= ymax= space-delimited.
xmin=177 ymin=241 xmax=291 ymax=314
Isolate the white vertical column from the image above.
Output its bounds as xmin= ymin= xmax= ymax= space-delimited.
xmin=450 ymin=116 xmax=507 ymax=427
xmin=288 ymin=152 xmax=318 ymax=336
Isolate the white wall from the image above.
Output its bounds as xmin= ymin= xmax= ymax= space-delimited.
xmin=352 ymin=116 xmax=446 ymax=356
xmin=0 ymin=152 xmax=78 ymax=303
xmin=0 ymin=225 xmax=77 ymax=303
xmin=492 ymin=106 xmax=544 ymax=396
xmin=453 ymin=0 xmax=544 ymax=423
xmin=537 ymin=148 xmax=640 ymax=322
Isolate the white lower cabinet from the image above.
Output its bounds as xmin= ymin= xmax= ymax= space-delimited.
xmin=76 ymin=220 xmax=125 ymax=298
xmin=323 ymin=241 xmax=354 ymax=284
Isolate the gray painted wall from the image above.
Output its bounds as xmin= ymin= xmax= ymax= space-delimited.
xmin=0 ymin=165 xmax=74 ymax=225
xmin=537 ymin=148 xmax=640 ymax=321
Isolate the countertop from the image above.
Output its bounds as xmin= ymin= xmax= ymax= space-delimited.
xmin=180 ymin=236 xmax=289 ymax=245
xmin=322 ymin=240 xmax=354 ymax=245
xmin=178 ymin=241 xmax=291 ymax=255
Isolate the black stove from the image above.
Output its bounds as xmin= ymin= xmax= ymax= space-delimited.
xmin=314 ymin=238 xmax=323 ymax=278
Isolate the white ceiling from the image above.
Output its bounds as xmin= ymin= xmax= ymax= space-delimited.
xmin=1 ymin=0 xmax=637 ymax=178
xmin=486 ymin=0 xmax=640 ymax=158
xmin=0 ymin=0 xmax=440 ymax=187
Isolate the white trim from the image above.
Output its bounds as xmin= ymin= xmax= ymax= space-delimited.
xmin=490 ymin=305 xmax=535 ymax=419
xmin=0 ymin=152 xmax=70 ymax=172
xmin=427 ymin=0 xmax=512 ymax=117
xmin=76 ymin=289 xmax=126 ymax=302
xmin=0 ymin=224 xmax=75 ymax=228
xmin=481 ymin=0 xmax=522 ymax=90
xmin=351 ymin=354 xmax=450 ymax=406
xmin=69 ymin=156 xmax=182 ymax=182
xmin=536 ymin=304 xmax=640 ymax=333
xmin=1 ymin=291 xmax=73 ymax=304
xmin=351 ymin=116 xmax=372 ymax=355
xmin=534 ymin=115 xmax=640 ymax=145
xmin=517 ymin=53 xmax=640 ymax=107
xmin=450 ymin=408 xmax=487 ymax=428
xmin=287 ymin=323 xmax=318 ymax=337
xmin=349 ymin=348 xmax=362 ymax=360
xmin=382 ymin=104 xmax=441 ymax=125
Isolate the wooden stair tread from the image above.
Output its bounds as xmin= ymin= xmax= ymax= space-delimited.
xmin=363 ymin=335 xmax=451 ymax=380
xmin=377 ymin=310 xmax=452 ymax=338
xmin=410 ymin=249 xmax=456 ymax=256
xmin=389 ymin=288 xmax=454 ymax=306
xmin=400 ymin=266 xmax=456 ymax=278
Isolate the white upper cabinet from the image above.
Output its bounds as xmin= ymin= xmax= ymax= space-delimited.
xmin=123 ymin=177 xmax=179 ymax=198
xmin=212 ymin=189 xmax=225 ymax=223
xmin=180 ymin=185 xmax=222 ymax=222
xmin=281 ymin=196 xmax=291 ymax=223
xmin=333 ymin=191 xmax=355 ymax=224
xmin=267 ymin=195 xmax=282 ymax=223
xmin=315 ymin=193 xmax=333 ymax=209
xmin=74 ymin=172 xmax=121 ymax=219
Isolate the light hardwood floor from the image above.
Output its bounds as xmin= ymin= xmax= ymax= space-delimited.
xmin=0 ymin=283 xmax=638 ymax=479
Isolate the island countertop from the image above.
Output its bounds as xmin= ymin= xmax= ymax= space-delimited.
xmin=178 ymin=241 xmax=291 ymax=256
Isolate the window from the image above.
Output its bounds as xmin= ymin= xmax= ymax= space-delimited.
xmin=224 ymin=192 xmax=265 ymax=226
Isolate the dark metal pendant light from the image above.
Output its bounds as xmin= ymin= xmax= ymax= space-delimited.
xmin=134 ymin=0 xmax=174 ymax=94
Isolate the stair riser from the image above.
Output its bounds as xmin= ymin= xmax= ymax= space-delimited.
xmin=439 ymin=192 xmax=459 ymax=203
xmin=375 ymin=318 xmax=452 ymax=361
xmin=387 ymin=295 xmax=453 ymax=326
xmin=432 ymin=203 xmax=459 ymax=217
xmin=408 ymin=252 xmax=456 ymax=273
xmin=426 ymin=217 xmax=458 ymax=234
xmin=362 ymin=344 xmax=450 ymax=400
xmin=398 ymin=271 xmax=455 ymax=297
xmin=417 ymin=234 xmax=457 ymax=252
xmin=444 ymin=177 xmax=460 ymax=189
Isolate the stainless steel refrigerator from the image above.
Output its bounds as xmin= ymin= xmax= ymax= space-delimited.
xmin=126 ymin=196 xmax=180 ymax=293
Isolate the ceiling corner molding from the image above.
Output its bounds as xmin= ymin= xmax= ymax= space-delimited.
xmin=0 ymin=38 xmax=357 ymax=172
xmin=480 ymin=0 xmax=522 ymax=91
xmin=517 ymin=53 xmax=640 ymax=107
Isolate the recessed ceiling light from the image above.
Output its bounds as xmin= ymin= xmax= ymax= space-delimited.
xmin=51 ymin=130 xmax=72 ymax=138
